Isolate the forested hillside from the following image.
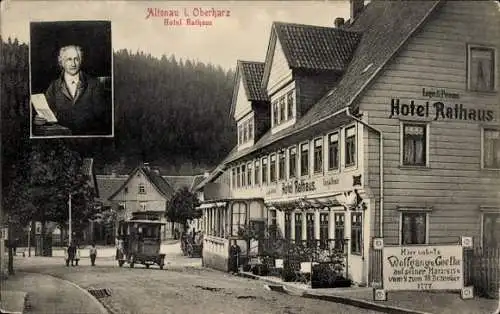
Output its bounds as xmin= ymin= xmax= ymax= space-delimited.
xmin=1 ymin=38 xmax=237 ymax=176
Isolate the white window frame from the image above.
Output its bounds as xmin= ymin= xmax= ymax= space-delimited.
xmin=261 ymin=156 xmax=268 ymax=185
xmin=313 ymin=137 xmax=324 ymax=175
xmin=138 ymin=183 xmax=146 ymax=194
xmin=286 ymin=90 xmax=295 ymax=120
xmin=481 ymin=127 xmax=500 ymax=170
xmin=269 ymin=153 xmax=277 ymax=183
xmin=467 ymin=44 xmax=497 ymax=92
xmin=254 ymin=159 xmax=261 ymax=186
xmin=247 ymin=162 xmax=253 ymax=187
xmin=278 ymin=149 xmax=286 ymax=181
xmin=288 ymin=145 xmax=297 ymax=179
xmin=399 ymin=121 xmax=430 ymax=168
xmin=327 ymin=131 xmax=340 ymax=173
xmin=299 ymin=141 xmax=310 ymax=178
xmin=480 ymin=206 xmax=500 ymax=247
xmin=344 ymin=124 xmax=358 ymax=169
xmin=397 ymin=207 xmax=432 ymax=245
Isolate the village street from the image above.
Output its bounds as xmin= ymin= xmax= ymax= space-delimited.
xmin=8 ymin=242 xmax=383 ymax=314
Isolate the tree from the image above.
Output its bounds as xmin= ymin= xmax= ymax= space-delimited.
xmin=165 ymin=187 xmax=201 ymax=234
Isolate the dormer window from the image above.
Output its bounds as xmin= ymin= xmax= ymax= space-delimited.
xmin=138 ymin=183 xmax=146 ymax=194
xmin=272 ymin=101 xmax=279 ymax=126
xmin=271 ymin=87 xmax=296 ymax=129
xmin=287 ymin=91 xmax=295 ymax=120
xmin=279 ymin=96 xmax=286 ymax=123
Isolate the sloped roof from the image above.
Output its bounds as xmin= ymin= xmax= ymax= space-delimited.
xmin=274 ymin=22 xmax=362 ymax=71
xmin=239 ymin=61 xmax=269 ymax=101
xmin=163 ymin=175 xmax=205 ymax=192
xmin=223 ymin=0 xmax=441 ymax=165
xmin=108 ymin=167 xmax=175 ymax=200
xmin=95 ymin=175 xmax=128 ymax=204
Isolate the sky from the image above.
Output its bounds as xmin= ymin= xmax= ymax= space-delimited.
xmin=1 ymin=0 xmax=351 ymax=70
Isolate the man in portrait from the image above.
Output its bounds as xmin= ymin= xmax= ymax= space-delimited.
xmin=35 ymin=45 xmax=111 ymax=136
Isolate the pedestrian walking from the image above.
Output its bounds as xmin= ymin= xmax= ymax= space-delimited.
xmin=229 ymin=241 xmax=241 ymax=274
xmin=89 ymin=243 xmax=97 ymax=266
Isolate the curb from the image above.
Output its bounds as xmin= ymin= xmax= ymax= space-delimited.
xmin=236 ymin=272 xmax=432 ymax=314
xmin=19 ymin=271 xmax=111 ymax=314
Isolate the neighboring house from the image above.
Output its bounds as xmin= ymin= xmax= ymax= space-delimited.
xmin=197 ymin=0 xmax=500 ymax=287
xmin=107 ymin=164 xmax=205 ymax=239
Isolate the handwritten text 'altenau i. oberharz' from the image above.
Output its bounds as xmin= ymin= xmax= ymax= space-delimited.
xmin=145 ymin=8 xmax=231 ymax=26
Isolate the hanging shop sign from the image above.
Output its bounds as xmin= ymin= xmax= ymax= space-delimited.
xmin=389 ymin=98 xmax=494 ymax=122
xmin=383 ymin=245 xmax=463 ymax=291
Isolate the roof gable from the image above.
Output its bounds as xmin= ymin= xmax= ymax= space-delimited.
xmin=230 ymin=61 xmax=268 ymax=117
xmin=108 ymin=167 xmax=174 ymax=200
xmin=96 ymin=175 xmax=128 ymax=204
xmin=224 ymin=1 xmax=441 ymax=164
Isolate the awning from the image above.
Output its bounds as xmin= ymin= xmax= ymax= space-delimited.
xmin=265 ymin=194 xmax=343 ymax=211
xmin=198 ymin=202 xmax=227 ymax=209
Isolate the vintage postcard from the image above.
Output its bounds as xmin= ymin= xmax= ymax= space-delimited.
xmin=1 ymin=1 xmax=499 ymax=314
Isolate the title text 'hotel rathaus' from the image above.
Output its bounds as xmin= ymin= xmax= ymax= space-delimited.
xmin=195 ymin=0 xmax=500 ymax=287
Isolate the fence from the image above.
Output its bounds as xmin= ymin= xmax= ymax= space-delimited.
xmin=464 ymin=246 xmax=499 ymax=299
xmin=369 ymin=245 xmax=499 ymax=299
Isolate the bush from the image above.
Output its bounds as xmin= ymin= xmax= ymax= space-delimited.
xmin=310 ymin=263 xmax=352 ymax=288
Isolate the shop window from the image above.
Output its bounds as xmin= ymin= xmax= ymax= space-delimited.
xmin=272 ymin=101 xmax=279 ymax=127
xmin=287 ymin=90 xmax=295 ymax=120
xmin=402 ymin=124 xmax=427 ymax=166
xmin=231 ymin=202 xmax=247 ymax=237
xmin=328 ymin=132 xmax=339 ymax=170
xmin=278 ymin=150 xmax=286 ymax=180
xmin=483 ymin=213 xmax=500 ymax=247
xmin=483 ymin=129 xmax=500 ymax=169
xmin=468 ymin=46 xmax=495 ymax=92
xmin=334 ymin=213 xmax=345 ymax=250
xmin=401 ymin=212 xmax=427 ymax=245
xmin=262 ymin=157 xmax=268 ymax=185
xmin=314 ymin=138 xmax=323 ymax=174
xmin=254 ymin=160 xmax=261 ymax=185
xmin=247 ymin=162 xmax=253 ymax=187
xmin=269 ymin=210 xmax=277 ymax=239
xmin=138 ymin=183 xmax=146 ymax=194
xmin=270 ymin=154 xmax=277 ymax=183
xmin=295 ymin=213 xmax=303 ymax=243
xmin=300 ymin=142 xmax=309 ymax=176
xmin=320 ymin=213 xmax=329 ymax=249
xmin=284 ymin=213 xmax=292 ymax=240
xmin=345 ymin=126 xmax=356 ymax=167
xmin=288 ymin=146 xmax=297 ymax=178
xmin=306 ymin=213 xmax=315 ymax=246
xmin=351 ymin=212 xmax=362 ymax=255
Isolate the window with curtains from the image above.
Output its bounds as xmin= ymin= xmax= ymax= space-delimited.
xmin=345 ymin=126 xmax=356 ymax=167
xmin=483 ymin=213 xmax=500 ymax=247
xmin=295 ymin=213 xmax=302 ymax=243
xmin=278 ymin=150 xmax=286 ymax=180
xmin=328 ymin=132 xmax=339 ymax=170
xmin=402 ymin=124 xmax=427 ymax=166
xmin=254 ymin=160 xmax=261 ymax=185
xmin=287 ymin=90 xmax=295 ymax=119
xmin=270 ymin=154 xmax=277 ymax=183
xmin=483 ymin=129 xmax=500 ymax=169
xmin=300 ymin=142 xmax=309 ymax=176
xmin=351 ymin=212 xmax=362 ymax=254
xmin=468 ymin=46 xmax=495 ymax=92
xmin=314 ymin=138 xmax=323 ymax=174
xmin=247 ymin=162 xmax=253 ymax=186
xmin=231 ymin=202 xmax=247 ymax=236
xmin=241 ymin=164 xmax=246 ymax=187
xmin=284 ymin=213 xmax=292 ymax=240
xmin=272 ymin=101 xmax=279 ymax=127
xmin=289 ymin=146 xmax=297 ymax=178
xmin=401 ymin=212 xmax=427 ymax=245
xmin=306 ymin=213 xmax=315 ymax=246
xmin=262 ymin=157 xmax=268 ymax=185
xmin=320 ymin=213 xmax=329 ymax=249
xmin=279 ymin=95 xmax=286 ymax=123
xmin=334 ymin=213 xmax=345 ymax=250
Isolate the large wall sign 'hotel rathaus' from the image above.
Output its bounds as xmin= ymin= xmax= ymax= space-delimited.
xmin=389 ymin=98 xmax=494 ymax=122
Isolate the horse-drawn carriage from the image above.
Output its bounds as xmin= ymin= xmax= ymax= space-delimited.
xmin=116 ymin=216 xmax=166 ymax=269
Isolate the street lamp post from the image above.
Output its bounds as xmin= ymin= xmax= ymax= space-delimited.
xmin=68 ymin=194 xmax=72 ymax=245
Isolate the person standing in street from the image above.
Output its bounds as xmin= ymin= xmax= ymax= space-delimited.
xmin=67 ymin=241 xmax=77 ymax=266
xmin=89 ymin=243 xmax=97 ymax=266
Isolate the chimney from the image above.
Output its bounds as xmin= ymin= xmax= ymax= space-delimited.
xmin=334 ymin=17 xmax=345 ymax=28
xmin=350 ymin=0 xmax=364 ymax=21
